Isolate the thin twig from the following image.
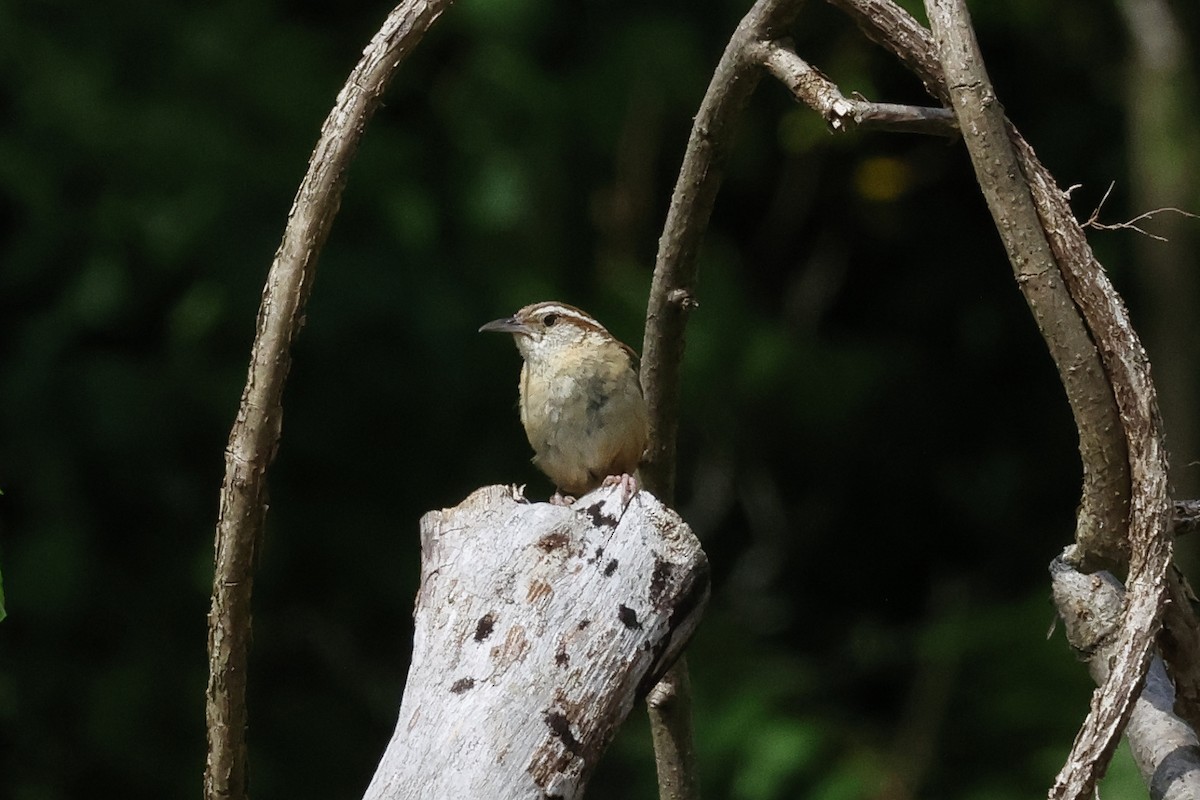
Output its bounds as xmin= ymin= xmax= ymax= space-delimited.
xmin=639 ymin=1 xmax=804 ymax=797
xmin=642 ymin=0 xmax=799 ymax=503
xmin=750 ymin=39 xmax=959 ymax=137
xmin=203 ymin=4 xmax=451 ymax=799
xmin=1081 ymin=181 xmax=1200 ymax=241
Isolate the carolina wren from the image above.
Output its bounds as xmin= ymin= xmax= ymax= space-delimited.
xmin=480 ymin=301 xmax=649 ymax=500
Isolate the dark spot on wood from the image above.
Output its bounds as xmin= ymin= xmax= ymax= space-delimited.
xmin=537 ymin=529 xmax=571 ymax=551
xmin=528 ymin=706 xmax=589 ymax=787
xmin=449 ymin=677 xmax=475 ymax=694
xmin=618 ymin=604 xmax=641 ymax=629
xmin=577 ymin=619 xmax=591 ymax=630
xmin=585 ymin=503 xmax=619 ymax=529
xmin=545 ymin=711 xmax=582 ymax=756
xmin=588 ymin=546 xmax=604 ymax=563
xmin=475 ymin=613 xmax=496 ymax=641
xmin=604 ymin=558 xmax=618 ymax=577
xmin=555 ymin=645 xmax=570 ymax=667
xmin=649 ymin=557 xmax=673 ymax=606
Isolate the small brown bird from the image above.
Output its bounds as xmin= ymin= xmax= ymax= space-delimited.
xmin=480 ymin=301 xmax=649 ymax=502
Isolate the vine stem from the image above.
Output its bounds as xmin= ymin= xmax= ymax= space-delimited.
xmin=203 ymin=4 xmax=452 ymax=798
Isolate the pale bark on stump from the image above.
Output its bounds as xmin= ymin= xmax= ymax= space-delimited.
xmin=363 ymin=484 xmax=709 ymax=800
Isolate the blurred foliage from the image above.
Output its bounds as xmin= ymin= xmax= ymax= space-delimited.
xmin=1 ymin=0 xmax=1198 ymax=798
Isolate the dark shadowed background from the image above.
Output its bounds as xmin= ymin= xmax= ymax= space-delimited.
xmin=2 ymin=0 xmax=1198 ymax=797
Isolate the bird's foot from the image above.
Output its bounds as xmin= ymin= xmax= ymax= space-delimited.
xmin=602 ymin=473 xmax=640 ymax=506
xmin=549 ymin=491 xmax=577 ymax=506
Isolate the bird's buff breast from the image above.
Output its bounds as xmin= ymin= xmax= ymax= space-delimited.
xmin=518 ymin=359 xmax=647 ymax=495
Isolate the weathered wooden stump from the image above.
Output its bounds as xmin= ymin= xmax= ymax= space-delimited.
xmin=363 ymin=484 xmax=709 ymax=800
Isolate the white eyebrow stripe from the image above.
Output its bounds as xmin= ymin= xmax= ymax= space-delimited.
xmin=524 ymin=303 xmax=608 ymax=331
xmin=537 ymin=303 xmax=588 ymax=319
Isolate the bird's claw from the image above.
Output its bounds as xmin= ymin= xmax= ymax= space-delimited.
xmin=602 ymin=473 xmax=639 ymax=506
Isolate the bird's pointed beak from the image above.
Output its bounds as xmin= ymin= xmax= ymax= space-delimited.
xmin=479 ymin=316 xmax=531 ymax=335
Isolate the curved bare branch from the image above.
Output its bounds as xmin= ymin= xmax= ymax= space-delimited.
xmin=639 ymin=2 xmax=804 ymax=797
xmin=204 ymin=4 xmax=452 ymax=798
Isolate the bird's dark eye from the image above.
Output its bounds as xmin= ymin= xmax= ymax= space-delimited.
xmin=542 ymin=313 xmax=559 ymax=327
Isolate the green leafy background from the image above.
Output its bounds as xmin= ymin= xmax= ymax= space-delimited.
xmin=2 ymin=0 xmax=1198 ymax=797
